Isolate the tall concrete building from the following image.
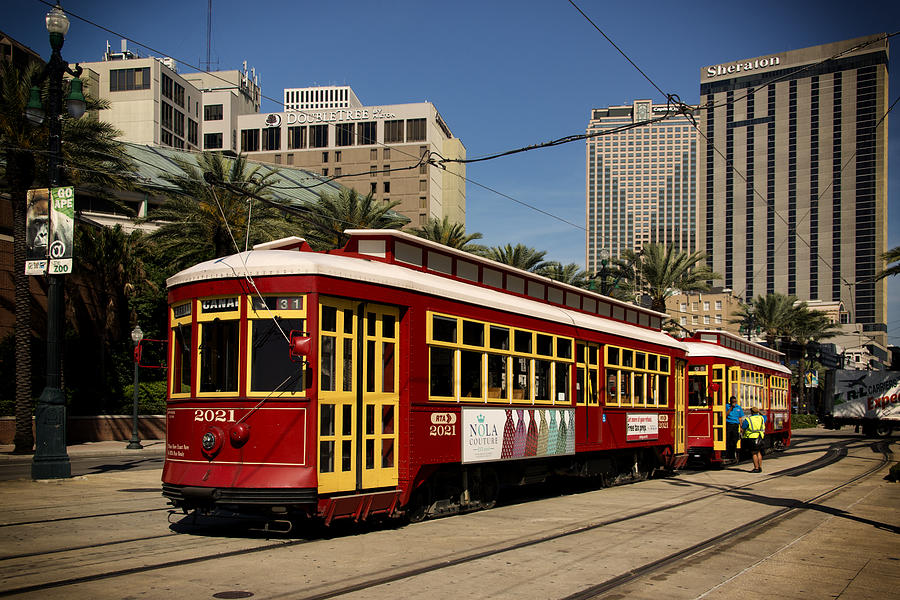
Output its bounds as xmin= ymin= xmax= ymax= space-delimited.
xmin=585 ymin=100 xmax=699 ymax=274
xmin=699 ymin=34 xmax=889 ymax=346
xmin=239 ymin=87 xmax=466 ymax=227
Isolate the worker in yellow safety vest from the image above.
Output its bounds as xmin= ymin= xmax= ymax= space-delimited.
xmin=741 ymin=406 xmax=767 ymax=473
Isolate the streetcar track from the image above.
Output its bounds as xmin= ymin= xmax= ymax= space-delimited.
xmin=0 ymin=506 xmax=170 ymax=528
xmin=0 ymin=438 xmax=884 ymax=598
xmin=0 ymin=533 xmax=179 ymax=561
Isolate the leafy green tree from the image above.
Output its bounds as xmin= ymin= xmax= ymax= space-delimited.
xmin=0 ymin=61 xmax=134 ymax=452
xmin=625 ymin=244 xmax=720 ymax=312
xmin=537 ymin=261 xmax=588 ymax=287
xmin=296 ymin=188 xmax=408 ymax=251
xmin=142 ymin=152 xmax=297 ymax=272
xmin=411 ymin=216 xmax=484 ymax=253
xmin=786 ymin=303 xmax=840 ymax=413
xmin=484 ymin=243 xmax=548 ymax=272
xmin=65 ymin=225 xmax=154 ymax=413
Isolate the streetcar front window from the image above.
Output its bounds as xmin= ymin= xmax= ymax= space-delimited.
xmin=199 ymin=319 xmax=239 ymax=392
xmin=250 ymin=317 xmax=305 ymax=393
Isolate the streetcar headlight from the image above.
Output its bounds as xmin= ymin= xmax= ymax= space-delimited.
xmin=200 ymin=426 xmax=225 ymax=457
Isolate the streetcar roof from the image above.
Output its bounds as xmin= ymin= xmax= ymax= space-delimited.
xmin=682 ymin=341 xmax=791 ymax=374
xmin=168 ymin=249 xmax=687 ymax=351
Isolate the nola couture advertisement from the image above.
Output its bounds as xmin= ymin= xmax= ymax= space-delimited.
xmin=462 ymin=407 xmax=575 ymax=464
xmin=832 ymin=371 xmax=900 ymax=421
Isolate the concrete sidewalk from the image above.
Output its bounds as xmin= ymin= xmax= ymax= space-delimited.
xmin=0 ymin=439 xmax=166 ymax=462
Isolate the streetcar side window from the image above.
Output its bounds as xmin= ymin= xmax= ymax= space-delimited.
xmin=430 ymin=347 xmax=455 ymax=398
xmin=170 ymin=301 xmax=193 ymax=397
xmin=605 ymin=345 xmax=670 ymax=408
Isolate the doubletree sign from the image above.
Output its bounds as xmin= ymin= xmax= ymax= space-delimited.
xmin=24 ymin=186 xmax=75 ymax=275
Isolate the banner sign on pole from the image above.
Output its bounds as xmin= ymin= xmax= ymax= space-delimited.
xmin=48 ymin=186 xmax=75 ymax=274
xmin=24 ymin=188 xmax=50 ymax=275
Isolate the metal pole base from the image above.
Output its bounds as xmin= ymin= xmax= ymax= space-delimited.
xmin=31 ymin=392 xmax=71 ymax=479
xmin=126 ymin=439 xmax=143 ymax=450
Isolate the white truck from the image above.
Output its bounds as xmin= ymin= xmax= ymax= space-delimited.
xmin=823 ymin=370 xmax=899 ymax=436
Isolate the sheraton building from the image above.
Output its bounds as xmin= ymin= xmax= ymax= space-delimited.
xmin=698 ymin=34 xmax=890 ymax=347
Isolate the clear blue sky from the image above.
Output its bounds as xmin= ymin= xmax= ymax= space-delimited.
xmin=3 ymin=0 xmax=899 ymax=341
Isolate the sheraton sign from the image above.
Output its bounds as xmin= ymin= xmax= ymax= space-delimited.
xmin=706 ymin=56 xmax=781 ymax=78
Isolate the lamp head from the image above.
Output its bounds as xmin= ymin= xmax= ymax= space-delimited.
xmin=46 ymin=4 xmax=69 ymax=50
xmin=131 ymin=324 xmax=144 ymax=344
xmin=65 ymin=77 xmax=86 ymax=119
xmin=25 ymin=86 xmax=45 ymax=125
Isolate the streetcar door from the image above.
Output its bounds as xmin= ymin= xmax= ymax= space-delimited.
xmin=711 ymin=365 xmax=727 ymax=452
xmin=576 ymin=342 xmax=602 ymax=444
xmin=674 ymin=359 xmax=686 ymax=455
xmin=360 ymin=305 xmax=400 ymax=489
xmin=317 ymin=298 xmax=359 ymax=494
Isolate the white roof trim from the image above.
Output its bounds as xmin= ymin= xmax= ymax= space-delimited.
xmin=168 ymin=250 xmax=686 ymax=351
xmin=682 ymin=341 xmax=791 ymax=375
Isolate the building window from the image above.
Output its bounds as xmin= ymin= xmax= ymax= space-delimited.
xmin=370 ymin=182 xmax=377 ymax=194
xmin=419 ymin=179 xmax=427 ymax=192
xmin=384 ymin=120 xmax=404 ymax=143
xmin=715 ymin=314 xmax=722 ymax=324
xmin=419 ymin=163 xmax=428 ymax=175
xmin=173 ymin=110 xmax=184 ymax=137
xmin=334 ymin=167 xmax=341 ymax=176
xmin=173 ymin=82 xmax=185 ymax=107
xmin=715 ymin=300 xmax=722 ymax=310
xmin=321 ymin=151 xmax=328 ymax=163
xmin=241 ymin=128 xmax=259 ymax=152
xmin=262 ymin=127 xmax=281 ymax=151
xmin=703 ymin=301 xmax=710 ymax=311
xmin=161 ymin=103 xmax=173 ymax=130
xmin=358 ymin=121 xmax=376 ymax=145
xmin=109 ymin=67 xmax=150 ymax=91
xmin=383 ymin=148 xmax=391 ymax=160
xmin=204 ymin=104 xmax=223 ymax=121
xmin=204 ymin=132 xmax=223 ymax=149
xmin=161 ymin=129 xmax=173 ymax=146
xmin=286 ymin=153 xmax=294 ymax=165
xmin=310 ymin=125 xmax=328 ymax=148
xmin=188 ymin=119 xmax=198 ymax=145
xmin=334 ymin=151 xmax=342 ymax=162
xmin=370 ymin=165 xmax=377 ymax=177
xmin=406 ymin=118 xmax=426 ymax=142
xmin=288 ymin=126 xmax=306 ymax=149
xmin=383 ymin=181 xmax=390 ymax=194
xmin=335 ymin=123 xmax=354 ymax=146
xmin=161 ymin=73 xmax=173 ymax=99
xmin=370 ymin=148 xmax=378 ymax=161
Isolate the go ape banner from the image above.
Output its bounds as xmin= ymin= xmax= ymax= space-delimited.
xmin=24 ymin=186 xmax=75 ymax=275
xmin=832 ymin=371 xmax=900 ymax=420
xmin=462 ymin=407 xmax=575 ymax=464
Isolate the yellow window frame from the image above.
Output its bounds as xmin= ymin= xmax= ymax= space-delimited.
xmin=245 ymin=295 xmax=307 ymax=398
xmin=605 ymin=344 xmax=670 ymax=408
xmin=169 ymin=300 xmax=194 ymax=398
xmin=195 ymin=295 xmax=242 ymax=398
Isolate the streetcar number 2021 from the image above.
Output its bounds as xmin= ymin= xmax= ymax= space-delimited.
xmin=429 ymin=424 xmax=455 ymax=436
xmin=194 ymin=409 xmax=236 ymax=423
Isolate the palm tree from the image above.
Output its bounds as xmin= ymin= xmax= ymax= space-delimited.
xmin=537 ymin=262 xmax=588 ymax=287
xmin=1 ymin=61 xmax=134 ymax=453
xmin=411 ymin=216 xmax=484 ymax=253
xmin=732 ymin=293 xmax=798 ymax=347
xmin=297 ymin=188 xmax=408 ymax=251
xmin=484 ymin=243 xmax=548 ymax=272
xmin=875 ymin=246 xmax=900 ymax=280
xmin=143 ymin=152 xmax=297 ymax=272
xmin=626 ymin=244 xmax=720 ymax=312
xmin=786 ymin=303 xmax=840 ymax=413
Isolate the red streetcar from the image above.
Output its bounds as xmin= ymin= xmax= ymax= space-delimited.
xmin=161 ymin=230 xmax=690 ymax=526
xmin=682 ymin=330 xmax=792 ymax=465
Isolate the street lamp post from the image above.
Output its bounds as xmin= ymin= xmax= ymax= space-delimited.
xmin=127 ymin=325 xmax=144 ymax=450
xmin=598 ymin=248 xmax=610 ymax=295
xmin=29 ymin=3 xmax=86 ymax=479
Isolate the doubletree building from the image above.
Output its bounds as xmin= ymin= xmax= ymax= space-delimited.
xmin=699 ymin=34 xmax=890 ymax=348
xmin=238 ymin=87 xmax=466 ymax=228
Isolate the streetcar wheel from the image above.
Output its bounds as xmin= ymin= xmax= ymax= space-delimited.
xmin=406 ymin=485 xmax=431 ymax=523
xmin=478 ymin=468 xmax=500 ymax=510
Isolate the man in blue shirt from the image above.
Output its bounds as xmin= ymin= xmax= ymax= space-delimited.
xmin=725 ymin=396 xmax=744 ymax=461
